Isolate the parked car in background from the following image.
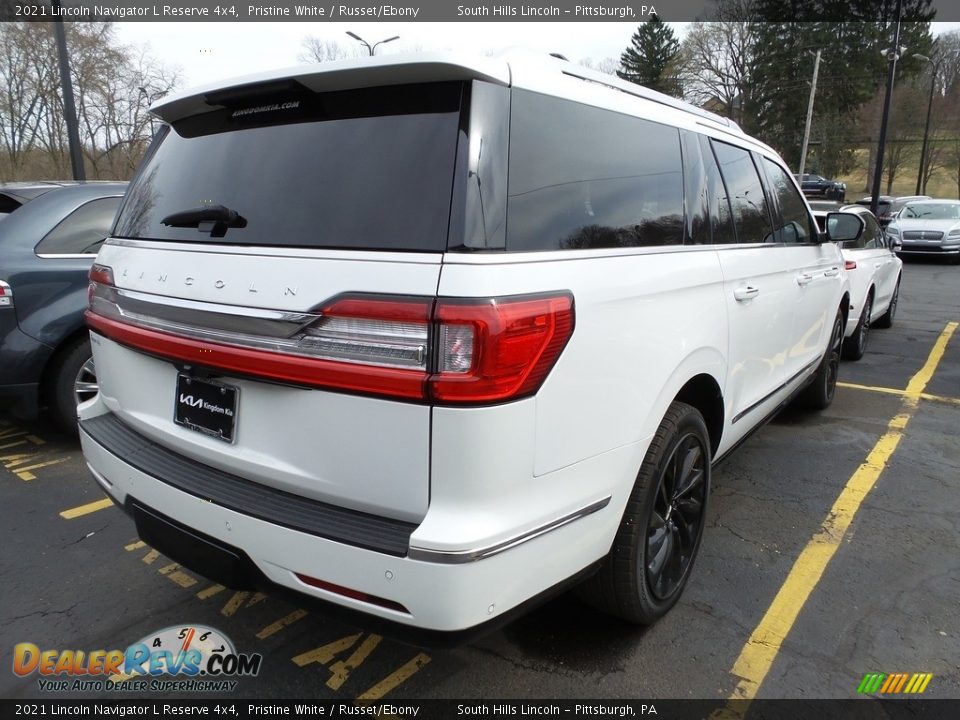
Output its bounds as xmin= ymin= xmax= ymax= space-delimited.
xmin=855 ymin=195 xmax=930 ymax=227
xmin=0 ymin=181 xmax=85 ymax=222
xmin=807 ymin=200 xmax=843 ymax=213
xmin=797 ymin=173 xmax=846 ymax=201
xmin=0 ymin=181 xmax=127 ymax=431
xmin=812 ymin=205 xmax=902 ymax=360
xmin=886 ymin=199 xmax=960 ymax=264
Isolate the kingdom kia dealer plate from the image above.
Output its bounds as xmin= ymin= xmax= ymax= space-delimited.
xmin=174 ymin=374 xmax=238 ymax=443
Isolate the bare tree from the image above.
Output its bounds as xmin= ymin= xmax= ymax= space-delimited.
xmin=678 ymin=0 xmax=755 ymax=125
xmin=0 ymin=20 xmax=180 ymax=181
xmin=579 ymin=57 xmax=620 ymax=76
xmin=298 ymin=37 xmax=362 ymax=64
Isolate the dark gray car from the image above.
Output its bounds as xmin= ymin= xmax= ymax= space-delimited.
xmin=0 ymin=181 xmax=126 ymax=431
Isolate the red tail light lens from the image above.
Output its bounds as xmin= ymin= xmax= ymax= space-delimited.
xmin=430 ymin=294 xmax=575 ymax=403
xmin=86 ymin=284 xmax=574 ymax=405
xmin=89 ymin=264 xmax=115 ymax=286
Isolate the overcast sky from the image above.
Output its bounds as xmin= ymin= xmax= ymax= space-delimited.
xmin=115 ymin=21 xmax=960 ymax=90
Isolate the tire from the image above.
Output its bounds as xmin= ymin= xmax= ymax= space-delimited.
xmin=874 ymin=277 xmax=899 ymax=329
xmin=577 ymin=401 xmax=710 ymax=625
xmin=798 ymin=306 xmax=844 ymax=410
xmin=47 ymin=337 xmax=97 ymax=434
xmin=841 ymin=292 xmax=872 ymax=361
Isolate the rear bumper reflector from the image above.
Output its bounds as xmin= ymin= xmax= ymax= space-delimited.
xmin=295 ymin=573 xmax=410 ymax=614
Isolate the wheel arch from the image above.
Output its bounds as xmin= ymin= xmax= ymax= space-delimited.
xmin=674 ymin=374 xmax=724 ymax=460
xmin=643 ymin=348 xmax=726 ymax=462
xmin=39 ymin=327 xmax=91 ymax=404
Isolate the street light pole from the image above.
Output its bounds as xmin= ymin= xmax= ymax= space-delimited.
xmin=912 ymin=53 xmax=938 ymax=195
xmin=345 ymin=32 xmax=400 ymax=56
xmin=797 ymin=49 xmax=821 ymax=182
xmin=52 ymin=0 xmax=85 ymax=181
xmin=870 ymin=0 xmax=904 ymax=217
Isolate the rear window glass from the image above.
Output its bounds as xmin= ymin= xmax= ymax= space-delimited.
xmin=114 ymin=83 xmax=463 ymax=252
xmin=37 ymin=196 xmax=122 ymax=255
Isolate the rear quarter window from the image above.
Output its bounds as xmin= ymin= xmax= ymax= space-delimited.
xmin=506 ymin=90 xmax=684 ymax=251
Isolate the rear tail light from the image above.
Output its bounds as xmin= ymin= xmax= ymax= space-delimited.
xmin=0 ymin=280 xmax=12 ymax=307
xmin=431 ymin=295 xmax=575 ymax=403
xmin=86 ymin=270 xmax=574 ymax=405
xmin=844 ymin=260 xmax=857 ymax=270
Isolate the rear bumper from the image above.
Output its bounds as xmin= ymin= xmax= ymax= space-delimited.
xmin=0 ymin=314 xmax=53 ymax=416
xmin=80 ymin=409 xmax=633 ymax=633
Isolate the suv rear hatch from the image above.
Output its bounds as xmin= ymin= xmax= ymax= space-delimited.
xmin=86 ymin=63 xmax=507 ymax=524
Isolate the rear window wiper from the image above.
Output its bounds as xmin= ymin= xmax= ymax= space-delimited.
xmin=161 ymin=205 xmax=247 ymax=237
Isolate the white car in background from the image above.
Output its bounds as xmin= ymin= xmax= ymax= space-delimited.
xmin=814 ymin=205 xmax=903 ymax=360
xmin=886 ymin=199 xmax=960 ymax=264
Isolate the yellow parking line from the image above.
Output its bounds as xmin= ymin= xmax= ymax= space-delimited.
xmin=0 ymin=440 xmax=28 ymax=451
xmin=257 ymin=609 xmax=308 ymax=640
xmin=15 ymin=457 xmax=69 ymax=480
xmin=356 ymin=653 xmax=431 ymax=700
xmin=196 ymin=584 xmax=227 ymax=600
xmin=0 ymin=429 xmax=28 ymax=440
xmin=839 ymin=381 xmax=960 ymax=407
xmin=328 ymin=634 xmax=382 ymax=691
xmin=59 ymin=497 xmax=114 ymax=519
xmin=125 ymin=540 xmax=146 ymax=552
xmin=717 ymin=322 xmax=956 ymax=713
xmin=142 ymin=549 xmax=160 ymax=565
xmin=2 ymin=453 xmax=37 ymax=469
xmin=157 ymin=564 xmax=198 ymax=589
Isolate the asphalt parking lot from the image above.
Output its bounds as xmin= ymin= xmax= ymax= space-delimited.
xmin=2 ymin=260 xmax=958 ymax=703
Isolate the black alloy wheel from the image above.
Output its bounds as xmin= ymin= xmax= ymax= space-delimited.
xmin=645 ymin=432 xmax=708 ymax=601
xmin=842 ymin=294 xmax=872 ymax=361
xmin=875 ymin=280 xmax=899 ymax=329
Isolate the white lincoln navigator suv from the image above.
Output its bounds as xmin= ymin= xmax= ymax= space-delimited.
xmin=80 ymin=52 xmax=854 ymax=636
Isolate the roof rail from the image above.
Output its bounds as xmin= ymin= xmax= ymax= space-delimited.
xmin=558 ymin=63 xmax=741 ymax=131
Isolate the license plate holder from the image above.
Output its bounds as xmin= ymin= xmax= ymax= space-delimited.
xmin=174 ymin=374 xmax=238 ymax=443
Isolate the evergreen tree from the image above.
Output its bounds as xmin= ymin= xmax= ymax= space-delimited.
xmin=746 ymin=0 xmax=934 ymax=173
xmin=617 ymin=15 xmax=683 ymax=97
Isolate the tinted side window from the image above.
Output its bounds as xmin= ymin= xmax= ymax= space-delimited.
xmin=711 ymin=140 xmax=772 ymax=244
xmin=862 ymin=212 xmax=882 ymax=249
xmin=762 ymin=159 xmax=816 ymax=244
xmin=36 ymin=197 xmax=122 ymax=255
xmin=699 ymin=135 xmax=737 ymax=244
xmin=507 ymin=90 xmax=684 ymax=251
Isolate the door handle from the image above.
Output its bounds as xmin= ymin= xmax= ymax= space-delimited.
xmin=823 ymin=267 xmax=840 ymax=277
xmin=734 ymin=286 xmax=760 ymax=301
xmin=796 ymin=273 xmax=814 ymax=286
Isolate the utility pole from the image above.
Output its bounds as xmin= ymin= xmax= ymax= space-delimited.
xmin=870 ymin=0 xmax=904 ymax=217
xmin=913 ymin=53 xmax=938 ymax=195
xmin=797 ymin=49 xmax=821 ymax=181
xmin=52 ymin=0 xmax=85 ymax=181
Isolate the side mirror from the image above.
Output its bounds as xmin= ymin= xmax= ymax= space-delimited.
xmin=825 ymin=212 xmax=864 ymax=243
xmin=889 ymin=236 xmax=902 ymax=251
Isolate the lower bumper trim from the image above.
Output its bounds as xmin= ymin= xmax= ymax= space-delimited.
xmin=80 ymin=413 xmax=417 ymax=557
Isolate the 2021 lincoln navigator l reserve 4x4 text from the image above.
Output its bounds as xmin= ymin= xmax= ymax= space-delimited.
xmin=80 ymin=51 xmax=853 ymax=636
